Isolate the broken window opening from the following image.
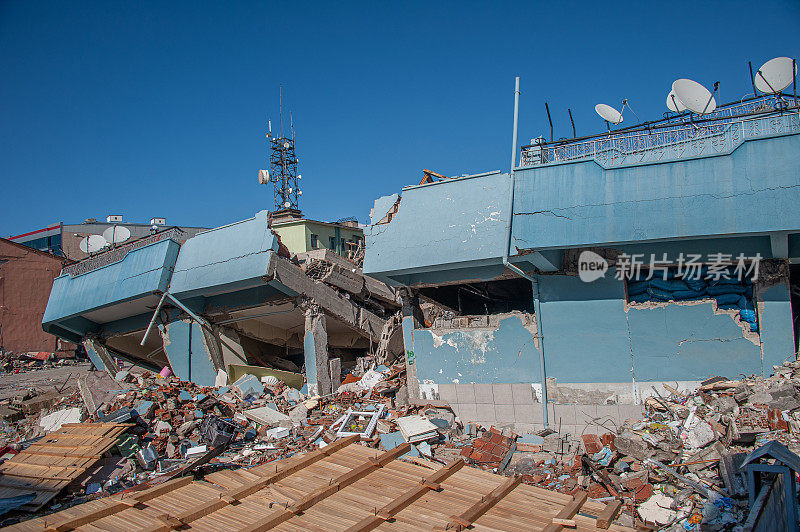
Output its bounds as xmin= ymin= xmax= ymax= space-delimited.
xmin=310 ymin=234 xmax=319 ymax=248
xmin=625 ymin=266 xmax=758 ymax=333
xmin=418 ymin=278 xmax=534 ymax=318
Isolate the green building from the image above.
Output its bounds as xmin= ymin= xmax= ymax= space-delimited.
xmin=269 ymin=210 xmax=364 ymax=260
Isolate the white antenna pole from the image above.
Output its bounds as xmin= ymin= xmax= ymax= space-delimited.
xmin=510 ymin=76 xmax=520 ymax=171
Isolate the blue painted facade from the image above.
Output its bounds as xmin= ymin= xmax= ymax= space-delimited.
xmin=42 ymin=238 xmax=180 ymax=342
xmin=41 ymin=210 xmax=290 ymax=379
xmin=170 ymin=210 xmax=279 ymax=300
xmin=366 ymin=118 xmax=800 ymax=395
xmin=41 ymin=206 xmax=384 ymax=390
xmin=163 ymin=320 xmax=218 ymax=387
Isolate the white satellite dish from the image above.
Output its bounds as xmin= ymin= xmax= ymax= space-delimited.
xmin=258 ymin=169 xmax=269 ymax=184
xmin=666 ymin=89 xmax=686 ymax=112
xmin=79 ymin=234 xmax=108 ymax=253
xmin=672 ymin=79 xmax=717 ymax=114
xmin=595 ymin=103 xmax=623 ymax=125
xmin=755 ymin=56 xmax=797 ymax=94
xmin=102 ymin=225 xmax=131 ymax=244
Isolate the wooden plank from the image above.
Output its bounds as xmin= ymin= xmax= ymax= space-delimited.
xmin=541 ymin=491 xmax=588 ymax=532
xmin=5 ymin=438 xmax=637 ymax=532
xmin=7 ymin=450 xmax=101 ymax=460
xmin=125 ymin=476 xmax=195 ymax=504
xmin=0 ymin=481 xmax=61 ymax=492
xmin=291 ymin=443 xmax=411 ymax=512
xmin=596 ymin=499 xmax=623 ymax=529
xmin=44 ymin=501 xmax=129 ymax=532
xmin=435 ymin=474 xmax=522 ymax=532
xmin=0 ymin=471 xmax=75 ymax=482
xmin=226 ymin=435 xmax=359 ymax=502
xmin=168 ymin=436 xmax=362 ymax=526
xmin=234 ymin=442 xmax=411 ymax=532
xmin=41 ymin=468 xmax=194 ymax=530
xmin=344 ymin=459 xmax=465 ymax=532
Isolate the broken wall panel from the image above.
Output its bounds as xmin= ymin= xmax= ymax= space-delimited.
xmin=403 ymin=272 xmax=792 ymax=434
xmin=161 ymin=320 xmax=219 ymax=387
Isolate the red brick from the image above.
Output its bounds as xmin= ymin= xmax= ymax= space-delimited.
xmin=460 ymin=447 xmax=473 ymax=458
xmin=582 ymin=434 xmax=602 ymax=455
xmin=601 ymin=433 xmax=616 ymax=450
xmin=634 ymin=484 xmax=654 ymax=503
xmin=587 ymin=483 xmax=610 ymax=499
xmin=470 ymin=451 xmax=490 ymax=462
xmin=489 ymin=432 xmax=505 ymax=444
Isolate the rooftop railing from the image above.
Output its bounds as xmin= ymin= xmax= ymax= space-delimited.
xmin=61 ymin=227 xmax=185 ymax=277
xmin=520 ymin=96 xmax=800 ymax=168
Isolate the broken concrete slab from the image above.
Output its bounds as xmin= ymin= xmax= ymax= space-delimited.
xmin=231 ymin=374 xmax=264 ymax=400
xmin=243 ymin=406 xmax=292 ymax=428
xmin=39 ymin=407 xmax=83 ymax=433
xmin=396 ymin=415 xmax=438 ymax=443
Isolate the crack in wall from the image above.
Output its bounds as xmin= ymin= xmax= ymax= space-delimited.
xmin=513 ymin=183 xmax=800 ymax=219
xmin=514 ymin=210 xmax=572 ymax=220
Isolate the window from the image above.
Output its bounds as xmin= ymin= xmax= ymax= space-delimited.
xmin=310 ymin=234 xmax=318 ymax=248
xmin=418 ymin=278 xmax=534 ymax=316
xmin=329 ymin=236 xmax=336 ymax=250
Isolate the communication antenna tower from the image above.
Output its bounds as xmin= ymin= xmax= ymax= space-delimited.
xmin=263 ymin=85 xmax=302 ymax=214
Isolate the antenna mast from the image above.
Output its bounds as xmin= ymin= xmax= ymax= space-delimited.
xmin=266 ymin=85 xmax=302 ymax=214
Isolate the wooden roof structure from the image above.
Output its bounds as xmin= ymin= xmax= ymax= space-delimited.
xmin=8 ymin=436 xmax=632 ymax=531
xmin=0 ymin=423 xmax=131 ymax=512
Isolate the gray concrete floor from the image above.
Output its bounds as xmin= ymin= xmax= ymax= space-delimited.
xmin=0 ymin=363 xmax=92 ymax=400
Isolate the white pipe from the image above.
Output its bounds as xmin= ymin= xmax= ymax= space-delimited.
xmin=140 ymin=291 xmax=168 ymax=346
xmin=503 ymin=76 xmax=549 ymax=428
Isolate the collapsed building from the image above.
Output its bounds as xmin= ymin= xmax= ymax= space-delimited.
xmin=363 ymin=93 xmax=800 ymax=435
xmin=41 ymin=211 xmax=402 ymax=394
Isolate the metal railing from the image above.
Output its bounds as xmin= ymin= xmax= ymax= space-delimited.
xmin=61 ymin=227 xmax=185 ymax=277
xmin=520 ymin=97 xmax=800 ymax=168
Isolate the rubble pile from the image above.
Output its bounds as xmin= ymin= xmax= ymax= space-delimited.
xmin=2 ymin=357 xmax=800 ymax=529
xmin=0 ymin=359 xmax=429 ymax=524
xmin=0 ymin=350 xmax=80 ymax=374
xmin=492 ymin=361 xmax=800 ymax=530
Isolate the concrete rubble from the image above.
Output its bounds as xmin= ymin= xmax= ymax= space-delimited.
xmin=0 ymin=346 xmax=799 ymax=529
xmin=0 ymin=357 xmax=795 ymax=528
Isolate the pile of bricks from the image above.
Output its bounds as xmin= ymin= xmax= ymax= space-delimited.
xmin=460 ymin=427 xmax=516 ymax=469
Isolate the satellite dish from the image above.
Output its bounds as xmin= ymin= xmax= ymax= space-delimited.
xmin=755 ymin=56 xmax=797 ymax=94
xmin=102 ymin=225 xmax=131 ymax=244
xmin=79 ymin=235 xmax=108 ymax=253
xmin=595 ymin=104 xmax=623 ymax=125
xmin=258 ymin=169 xmax=269 ymax=184
xmin=283 ymin=201 xmax=291 ymax=208
xmin=666 ymin=89 xmax=687 ymax=112
xmin=672 ymin=79 xmax=717 ymax=114
xmin=283 ymin=142 xmax=290 ymax=149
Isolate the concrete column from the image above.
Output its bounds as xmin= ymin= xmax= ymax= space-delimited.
xmin=400 ymin=289 xmax=423 ymax=401
xmin=83 ymin=338 xmax=117 ymax=378
xmin=303 ymin=305 xmax=331 ymax=396
xmin=329 ymin=358 xmax=342 ymax=392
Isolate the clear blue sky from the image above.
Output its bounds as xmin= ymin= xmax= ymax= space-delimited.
xmin=2 ymin=1 xmax=799 ymax=236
